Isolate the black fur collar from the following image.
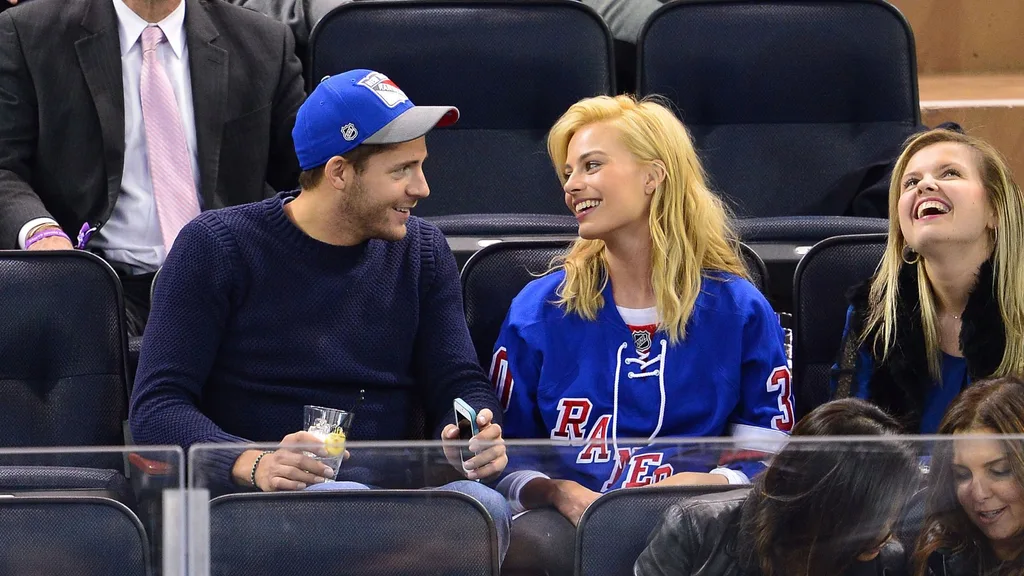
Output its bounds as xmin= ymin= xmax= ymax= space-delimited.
xmin=845 ymin=259 xmax=1004 ymax=431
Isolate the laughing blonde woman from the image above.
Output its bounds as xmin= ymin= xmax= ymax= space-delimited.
xmin=490 ymin=95 xmax=792 ymax=525
xmin=833 ymin=129 xmax=1024 ymax=433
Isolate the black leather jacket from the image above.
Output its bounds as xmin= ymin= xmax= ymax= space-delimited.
xmin=634 ymin=490 xmax=907 ymax=576
xmin=925 ymin=551 xmax=973 ymax=576
xmin=926 ymin=547 xmax=1022 ymax=576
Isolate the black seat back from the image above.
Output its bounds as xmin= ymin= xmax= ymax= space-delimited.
xmin=638 ymin=0 xmax=918 ymax=217
xmin=0 ymin=251 xmax=128 ymax=469
xmin=210 ymin=490 xmax=499 ymax=575
xmin=792 ymin=234 xmax=887 ymax=419
xmin=576 ymin=486 xmax=748 ymax=576
xmin=0 ymin=497 xmax=149 ymax=575
xmin=309 ymin=0 xmax=614 ymax=220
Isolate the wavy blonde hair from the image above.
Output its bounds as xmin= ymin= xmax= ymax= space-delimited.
xmin=546 ymin=95 xmax=747 ymax=343
xmin=863 ymin=129 xmax=1024 ymax=378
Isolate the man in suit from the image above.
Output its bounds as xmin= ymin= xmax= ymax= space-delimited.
xmin=0 ymin=0 xmax=305 ymax=335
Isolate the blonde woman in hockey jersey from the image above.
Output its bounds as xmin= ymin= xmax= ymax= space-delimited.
xmin=491 ymin=95 xmax=791 ymax=525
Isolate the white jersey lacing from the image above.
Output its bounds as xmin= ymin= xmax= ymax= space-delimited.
xmin=610 ymin=338 xmax=668 ymax=468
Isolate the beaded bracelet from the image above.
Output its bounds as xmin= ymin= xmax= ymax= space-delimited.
xmin=250 ymin=450 xmax=274 ymax=490
xmin=25 ymin=227 xmax=71 ymax=249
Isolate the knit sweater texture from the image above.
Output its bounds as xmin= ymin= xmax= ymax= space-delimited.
xmin=129 ymin=192 xmax=500 ymax=487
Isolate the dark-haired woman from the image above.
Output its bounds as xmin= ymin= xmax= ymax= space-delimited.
xmin=634 ymin=398 xmax=920 ymax=576
xmin=914 ymin=377 xmax=1024 ymax=575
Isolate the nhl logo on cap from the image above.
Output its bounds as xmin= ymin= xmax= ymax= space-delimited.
xmin=340 ymin=123 xmax=358 ymax=142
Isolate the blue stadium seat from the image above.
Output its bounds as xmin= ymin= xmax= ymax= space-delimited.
xmin=0 ymin=250 xmax=128 ymax=470
xmin=0 ymin=496 xmax=150 ymax=575
xmin=308 ymin=0 xmax=613 ymax=236
xmin=733 ymin=216 xmax=888 ymax=244
xmin=638 ymin=0 xmax=911 ymax=308
xmin=792 ymin=234 xmax=887 ymax=420
xmin=209 ymin=490 xmax=499 ymax=575
xmin=575 ymin=485 xmax=748 ymax=576
xmin=0 ymin=465 xmax=136 ymax=506
xmin=638 ymin=0 xmax=918 ymax=221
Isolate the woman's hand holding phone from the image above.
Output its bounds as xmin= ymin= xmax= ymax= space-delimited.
xmin=441 ymin=406 xmax=507 ymax=482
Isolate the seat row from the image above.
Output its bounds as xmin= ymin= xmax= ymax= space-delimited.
xmin=307 ymin=0 xmax=914 ymax=245
xmin=0 ymin=480 xmax=732 ymax=575
xmin=0 ymin=233 xmax=884 ymax=458
xmin=0 ymin=477 xmax=932 ymax=576
xmin=461 ymin=233 xmax=888 ymax=420
xmin=0 ymin=233 xmax=922 ymax=576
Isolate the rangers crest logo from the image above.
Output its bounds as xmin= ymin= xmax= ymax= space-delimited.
xmin=340 ymin=123 xmax=358 ymax=141
xmin=356 ymin=71 xmax=409 ymax=108
xmin=632 ymin=329 xmax=652 ymax=354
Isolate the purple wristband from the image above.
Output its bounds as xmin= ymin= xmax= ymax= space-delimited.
xmin=76 ymin=222 xmax=95 ymax=250
xmin=25 ymin=227 xmax=70 ymax=249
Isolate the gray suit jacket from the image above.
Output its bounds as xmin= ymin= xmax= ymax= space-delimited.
xmin=229 ymin=0 xmax=348 ymax=52
xmin=0 ymin=0 xmax=305 ymax=248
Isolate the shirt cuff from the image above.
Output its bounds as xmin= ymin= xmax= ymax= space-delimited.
xmin=496 ymin=470 xmax=550 ymax=515
xmin=709 ymin=467 xmax=750 ymax=485
xmin=19 ymin=218 xmax=60 ymax=249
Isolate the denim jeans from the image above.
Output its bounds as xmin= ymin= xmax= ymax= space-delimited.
xmin=306 ymin=479 xmax=511 ymax=564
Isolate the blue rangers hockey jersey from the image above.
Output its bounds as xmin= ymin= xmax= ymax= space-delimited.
xmin=491 ymin=270 xmax=792 ymax=492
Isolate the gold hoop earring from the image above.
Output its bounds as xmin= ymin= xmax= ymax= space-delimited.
xmin=902 ymin=245 xmax=920 ymax=265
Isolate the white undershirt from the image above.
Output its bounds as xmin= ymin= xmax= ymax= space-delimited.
xmin=616 ymin=305 xmax=658 ymax=326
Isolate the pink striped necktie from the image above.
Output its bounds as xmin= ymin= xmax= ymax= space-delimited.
xmin=140 ymin=26 xmax=200 ymax=253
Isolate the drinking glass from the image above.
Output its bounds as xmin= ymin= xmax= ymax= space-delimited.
xmin=303 ymin=404 xmax=353 ymax=480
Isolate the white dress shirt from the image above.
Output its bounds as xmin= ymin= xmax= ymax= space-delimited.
xmin=20 ymin=0 xmax=201 ymax=274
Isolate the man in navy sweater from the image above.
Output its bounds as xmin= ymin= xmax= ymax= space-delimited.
xmin=130 ymin=69 xmax=511 ymax=554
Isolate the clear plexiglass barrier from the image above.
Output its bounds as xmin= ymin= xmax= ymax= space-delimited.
xmin=0 ymin=446 xmax=184 ymax=576
xmin=7 ymin=436 xmax=1022 ymax=576
xmin=178 ymin=435 xmax=1024 ymax=576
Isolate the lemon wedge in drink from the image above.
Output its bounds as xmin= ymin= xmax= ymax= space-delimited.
xmin=324 ymin=430 xmax=347 ymax=457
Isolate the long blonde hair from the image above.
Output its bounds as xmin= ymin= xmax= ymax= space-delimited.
xmin=863 ymin=129 xmax=1024 ymax=378
xmin=546 ymin=95 xmax=746 ymax=343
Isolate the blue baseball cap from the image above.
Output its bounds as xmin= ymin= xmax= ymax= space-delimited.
xmin=293 ymin=69 xmax=460 ymax=171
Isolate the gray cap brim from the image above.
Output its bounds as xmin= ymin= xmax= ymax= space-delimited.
xmin=363 ymin=105 xmax=460 ymax=145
